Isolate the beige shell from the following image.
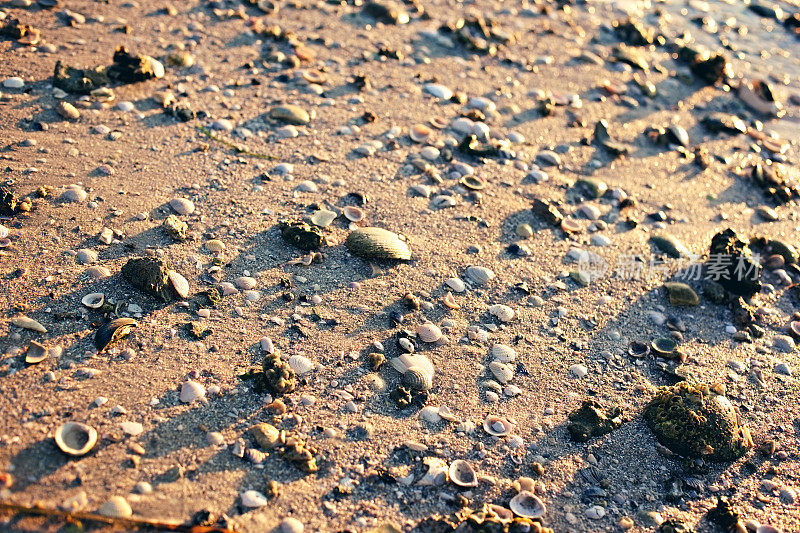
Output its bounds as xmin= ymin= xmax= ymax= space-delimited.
xmin=483 ymin=415 xmax=514 ymax=436
xmin=418 ymin=457 xmax=448 ymax=486
xmin=417 ymin=323 xmax=442 ymax=343
xmin=491 ymin=344 xmax=517 ymax=363
xmin=81 ymin=292 xmax=105 ymax=309
xmin=409 ymin=124 xmax=432 ymax=143
xmin=345 ymin=227 xmax=412 ymax=260
xmin=390 ymin=353 xmax=434 ymax=378
xmin=465 ymin=265 xmax=495 ymax=285
xmin=25 ymin=341 xmax=48 ymax=364
xmin=403 ymin=366 xmax=433 ymax=391
xmin=443 ymin=292 xmax=460 ymax=309
xmin=310 ymin=209 xmax=337 ymax=227
xmin=97 ymin=496 xmax=132 ymax=518
xmin=449 ymin=459 xmax=478 ymax=487
xmin=488 ymin=505 xmax=514 ymax=523
xmin=445 ymin=277 xmax=466 ymax=292
xmin=438 ymin=404 xmax=457 ymax=422
xmin=509 ymin=491 xmax=546 ymax=519
xmin=489 ymin=304 xmax=515 ymax=322
xmin=55 ymin=422 xmax=97 ymax=456
xmin=11 ymin=316 xmax=47 ymax=333
xmin=288 ymin=354 xmax=314 ymax=375
xmin=343 ymin=206 xmax=365 ymax=222
xmin=168 ymin=271 xmax=190 ymax=299
xmin=489 ymin=361 xmax=514 ymax=383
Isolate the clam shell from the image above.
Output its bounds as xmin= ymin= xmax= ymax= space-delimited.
xmin=403 ymin=366 xmax=433 ymax=391
xmin=417 ymin=323 xmax=442 ymax=343
xmin=97 ymin=496 xmax=132 ymax=518
xmin=491 ymin=344 xmax=517 ymax=363
xmin=466 ymin=265 xmax=495 ymax=285
xmin=488 ymin=505 xmax=514 ymax=523
xmin=11 ymin=316 xmax=47 ymax=333
xmin=445 ymin=277 xmax=466 ymax=293
xmin=288 ymin=354 xmax=314 ymax=375
xmin=489 ymin=304 xmax=514 ymax=322
xmin=419 ymin=406 xmax=442 ymax=423
xmin=418 ymin=457 xmax=448 ymax=486
xmin=168 ymin=270 xmax=190 ymax=299
xmin=94 ymin=318 xmax=136 ymax=352
xmin=345 ymin=227 xmax=411 ymax=260
xmin=343 ymin=205 xmax=365 ymax=222
xmin=81 ymin=292 xmax=105 ymax=309
xmin=54 ymin=422 xmax=97 ymax=456
xmin=449 ymin=459 xmax=478 ymax=487
xmin=180 ymin=380 xmax=206 ymax=403
xmin=410 ymin=124 xmax=432 ymax=143
xmin=310 ymin=209 xmax=337 ymax=227
xmin=483 ymin=415 xmax=514 ymax=436
xmin=25 ymin=341 xmax=48 ymax=364
xmin=489 ymin=361 xmax=514 ymax=383
xmin=509 ymin=491 xmax=546 ymax=519
xmin=390 ymin=353 xmax=434 ymax=378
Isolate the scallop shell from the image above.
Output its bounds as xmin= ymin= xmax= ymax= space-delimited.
xmin=54 ymin=422 xmax=97 ymax=456
xmin=25 ymin=341 xmax=48 ymax=364
xmin=81 ymin=292 xmax=105 ymax=309
xmin=403 ymin=366 xmax=433 ymax=391
xmin=94 ymin=318 xmax=136 ymax=352
xmin=489 ymin=361 xmax=514 ymax=383
xmin=417 ymin=323 xmax=442 ymax=343
xmin=345 ymin=227 xmax=412 ymax=260
xmin=489 ymin=304 xmax=515 ymax=322
xmin=168 ymin=270 xmax=190 ymax=299
xmin=466 ymin=265 xmax=495 ymax=285
xmin=417 ymin=457 xmax=448 ymax=486
xmin=509 ymin=491 xmax=546 ymax=519
xmin=310 ymin=209 xmax=337 ymax=227
xmin=288 ymin=354 xmax=314 ymax=375
xmin=483 ymin=415 xmax=514 ymax=436
xmin=11 ymin=316 xmax=47 ymax=333
xmin=343 ymin=206 xmax=365 ymax=222
xmin=491 ymin=344 xmax=517 ymax=363
xmin=449 ymin=459 xmax=478 ymax=487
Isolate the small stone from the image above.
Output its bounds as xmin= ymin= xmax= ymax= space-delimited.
xmin=207 ymin=431 xmax=224 ymax=445
xmin=240 ymin=490 xmax=269 ymax=508
xmin=56 ymin=101 xmax=80 ymax=120
xmin=180 ymin=381 xmax=206 ymax=403
xmin=3 ymin=77 xmax=24 ymax=89
xmin=664 ymin=282 xmax=699 ymax=306
xmin=269 ymin=105 xmax=310 ymax=125
xmin=280 ymin=517 xmax=304 ymax=533
xmin=585 ymin=505 xmax=605 ymax=520
xmin=570 ymin=364 xmax=588 ymax=378
xmin=61 ymin=187 xmax=86 ymax=203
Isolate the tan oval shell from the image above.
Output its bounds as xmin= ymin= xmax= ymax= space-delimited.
xmin=449 ymin=459 xmax=478 ymax=487
xmin=25 ymin=341 xmax=48 ymax=364
xmin=97 ymin=496 xmax=132 ymax=518
xmin=489 ymin=304 xmax=515 ymax=322
xmin=509 ymin=491 xmax=546 ymax=519
xmin=445 ymin=277 xmax=466 ymax=293
xmin=403 ymin=366 xmax=432 ymax=391
xmin=409 ymin=124 xmax=432 ymax=143
xmin=483 ymin=415 xmax=514 ymax=436
xmin=465 ymin=265 xmax=495 ymax=285
xmin=417 ymin=323 xmax=442 ymax=343
xmin=168 ymin=271 xmax=190 ymax=299
xmin=81 ymin=292 xmax=105 ymax=309
xmin=343 ymin=206 xmax=365 ymax=222
xmin=11 ymin=316 xmax=47 ymax=333
xmin=310 ymin=209 xmax=337 ymax=227
xmin=491 ymin=344 xmax=517 ymax=363
xmin=288 ymin=354 xmax=314 ymax=375
xmin=390 ymin=353 xmax=434 ymax=377
xmin=345 ymin=227 xmax=411 ymax=260
xmin=55 ymin=422 xmax=98 ymax=456
xmin=489 ymin=361 xmax=514 ymax=383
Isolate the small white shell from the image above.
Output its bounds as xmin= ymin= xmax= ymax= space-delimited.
xmin=81 ymin=293 xmax=105 ymax=309
xmin=343 ymin=206 xmax=365 ymax=222
xmin=419 ymin=406 xmax=441 ymax=423
xmin=0 ymin=224 xmax=8 ymax=238
xmin=417 ymin=457 xmax=448 ymax=486
xmin=509 ymin=491 xmax=546 ymax=519
xmin=180 ymin=381 xmax=206 ymax=403
xmin=310 ymin=209 xmax=337 ymax=227
xmin=390 ymin=353 xmax=434 ymax=378
xmin=240 ymin=490 xmax=269 ymax=508
xmin=417 ymin=323 xmax=442 ymax=343
xmin=449 ymin=459 xmax=478 ymax=487
xmin=483 ymin=415 xmax=514 ymax=436
xmin=489 ymin=361 xmax=514 ymax=383
xmin=466 ymin=265 xmax=495 ymax=285
xmin=445 ymin=277 xmax=466 ymax=293
xmin=289 ymin=354 xmax=314 ymax=375
xmin=491 ymin=344 xmax=517 ymax=363
xmin=168 ymin=271 xmax=190 ymax=299
xmin=398 ymin=337 xmax=415 ymax=353
xmin=11 ymin=316 xmax=47 ymax=333
xmin=55 ymin=422 xmax=98 ymax=456
xmin=409 ymin=124 xmax=432 ymax=143
xmin=489 ymin=304 xmax=515 ymax=322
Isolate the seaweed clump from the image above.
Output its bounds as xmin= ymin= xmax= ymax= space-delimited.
xmin=567 ymin=400 xmax=626 ymax=442
xmin=279 ymin=220 xmax=324 ymax=250
xmin=240 ymin=353 xmax=296 ymax=396
xmin=643 ymin=382 xmax=753 ymax=461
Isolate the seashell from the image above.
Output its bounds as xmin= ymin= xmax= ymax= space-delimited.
xmin=409 ymin=124 xmax=432 ymax=143
xmin=628 ymin=340 xmax=650 ymax=358
xmin=180 ymin=380 xmax=206 ymax=403
xmin=403 ymin=366 xmax=433 ymax=391
xmin=25 ymin=341 xmax=48 ymax=364
xmin=54 ymin=422 xmax=97 ymax=456
xmin=345 ymin=227 xmax=411 ymax=260
xmin=235 ymin=276 xmax=257 ymax=290
xmin=483 ymin=415 xmax=514 ymax=436
xmin=81 ymin=292 xmax=105 ymax=309
xmin=449 ymin=459 xmax=478 ymax=487
xmin=466 ymin=265 xmax=495 ymax=285
xmin=491 ymin=344 xmax=517 ymax=363
xmin=310 ymin=209 xmax=337 ymax=227
xmin=0 ymin=237 xmax=10 ymax=248
xmin=459 ymin=175 xmax=486 ymax=191
xmin=445 ymin=277 xmax=466 ymax=293
xmin=398 ymin=337 xmax=415 ymax=353
xmin=288 ymin=354 xmax=314 ymax=375
xmin=429 ymin=116 xmax=447 ymax=129
xmin=488 ymin=505 xmax=514 ymax=523
xmin=0 ymin=224 xmax=8 ymax=238
xmin=755 ymin=526 xmax=780 ymax=533
xmin=489 ymin=304 xmax=515 ymax=322
xmin=651 ymin=337 xmax=677 ymax=356
xmin=419 ymin=406 xmax=442 ymax=423
xmin=11 ymin=316 xmax=47 ymax=333
xmin=342 ymin=206 xmax=365 ymax=222
xmin=301 ymin=69 xmax=326 ymax=85
xmin=438 ymin=405 xmax=457 ymax=422
xmin=423 ymin=83 xmax=453 ymax=100
xmin=95 ymin=318 xmax=136 ymax=352
xmin=97 ymin=496 xmax=132 ymax=518
xmin=509 ymin=491 xmax=546 ymax=518
xmin=240 ymin=490 xmax=269 ymax=508
xmin=489 ymin=361 xmax=514 ymax=383
xmin=417 ymin=323 xmax=442 ymax=343
xmin=168 ymin=270 xmax=190 ymax=299
xmin=418 ymin=457 xmax=448 ymax=486
xmin=443 ymin=292 xmax=460 ymax=309
xmin=390 ymin=353 xmax=434 ymax=378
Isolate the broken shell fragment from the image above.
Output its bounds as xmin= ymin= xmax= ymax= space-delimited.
xmin=81 ymin=292 xmax=105 ymax=309
xmin=310 ymin=209 xmax=337 ymax=227
xmin=11 ymin=316 xmax=47 ymax=333
xmin=449 ymin=459 xmax=478 ymax=487
xmin=25 ymin=341 xmax=48 ymax=364
xmin=345 ymin=227 xmax=411 ymax=260
xmin=509 ymin=491 xmax=546 ymax=519
xmin=94 ymin=318 xmax=137 ymax=352
xmin=417 ymin=457 xmax=448 ymax=486
xmin=483 ymin=415 xmax=514 ymax=436
xmin=54 ymin=422 xmax=98 ymax=456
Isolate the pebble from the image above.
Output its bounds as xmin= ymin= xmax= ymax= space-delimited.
xmin=585 ymin=505 xmax=605 ymax=520
xmin=133 ymin=482 xmax=152 ymax=494
xmin=210 ymin=119 xmax=233 ymax=131
xmin=3 ymin=77 xmax=24 ymax=89
xmin=590 ymin=234 xmax=610 ymax=246
xmin=240 ymin=490 xmax=269 ymax=508
xmin=62 ymin=187 xmax=86 ymax=202
xmin=423 ymin=83 xmax=453 ymax=100
xmin=570 ymin=364 xmax=588 ymax=378
xmin=281 ymin=517 xmax=304 ymax=533
xmin=76 ymin=249 xmax=98 ymax=264
xmin=170 ymin=197 xmax=195 ymax=215
xmin=180 ymin=381 xmax=206 ymax=403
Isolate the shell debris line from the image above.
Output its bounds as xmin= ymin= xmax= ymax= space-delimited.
xmin=1 ymin=0 xmax=800 ymax=532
